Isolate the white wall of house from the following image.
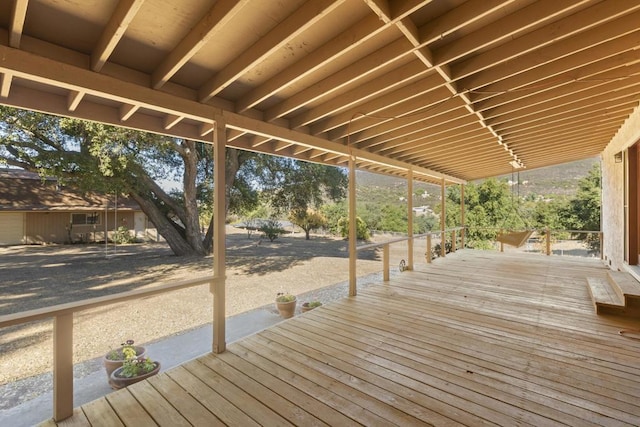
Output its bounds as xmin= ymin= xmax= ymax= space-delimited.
xmin=601 ymin=103 xmax=640 ymax=271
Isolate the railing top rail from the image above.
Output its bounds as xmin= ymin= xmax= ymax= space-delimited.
xmin=0 ymin=275 xmax=216 ymax=329
xmin=355 ymin=227 xmax=465 ymax=252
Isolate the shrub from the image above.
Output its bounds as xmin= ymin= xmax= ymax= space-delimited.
xmin=337 ymin=216 xmax=370 ymax=240
xmin=260 ymin=219 xmax=285 ymax=242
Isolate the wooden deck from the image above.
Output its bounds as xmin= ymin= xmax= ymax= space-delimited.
xmin=43 ymin=251 xmax=640 ymax=426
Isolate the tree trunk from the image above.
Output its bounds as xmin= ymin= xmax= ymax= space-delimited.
xmin=180 ymin=140 xmax=206 ymax=255
xmin=203 ymin=148 xmax=242 ymax=253
xmin=129 ymin=192 xmax=199 ymax=256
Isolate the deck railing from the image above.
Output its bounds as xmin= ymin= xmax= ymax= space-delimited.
xmin=356 ymin=227 xmax=466 ymax=280
xmin=355 ymin=226 xmax=602 ymax=289
xmin=466 ymin=227 xmax=603 ymax=259
xmin=0 ymin=275 xmax=215 ymax=422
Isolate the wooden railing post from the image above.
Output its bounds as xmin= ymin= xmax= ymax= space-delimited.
xmin=500 ymin=229 xmax=504 ymax=252
xmin=460 ymin=227 xmax=465 ymax=249
xmin=599 ymin=231 xmax=604 ymax=260
xmin=383 ymin=244 xmax=390 ymax=282
xmin=426 ymin=234 xmax=432 ymax=264
xmin=546 ymin=227 xmax=551 ymax=256
xmin=451 ymin=230 xmax=457 ymax=252
xmin=53 ymin=313 xmax=74 ymax=422
xmin=440 ymin=231 xmax=446 ymax=258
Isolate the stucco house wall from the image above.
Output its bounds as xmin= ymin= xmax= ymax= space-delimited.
xmin=601 ymin=104 xmax=640 ymax=271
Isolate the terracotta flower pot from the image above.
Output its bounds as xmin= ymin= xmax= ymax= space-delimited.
xmin=276 ymin=298 xmax=297 ymax=318
xmin=109 ymin=362 xmax=161 ymax=390
xmin=301 ymin=302 xmax=322 ymax=313
xmin=103 ymin=346 xmax=146 ymax=379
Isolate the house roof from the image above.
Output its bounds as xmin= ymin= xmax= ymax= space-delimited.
xmin=0 ymin=1 xmax=638 ymax=184
xmin=0 ymin=169 xmax=140 ymax=211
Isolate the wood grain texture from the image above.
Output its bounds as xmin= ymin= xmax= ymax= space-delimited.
xmin=44 ymin=251 xmax=640 ymax=426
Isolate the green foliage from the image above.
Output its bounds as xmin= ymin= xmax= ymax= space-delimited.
xmin=289 ymin=208 xmax=327 ymax=240
xmin=320 ymin=202 xmax=347 ymax=234
xmin=337 ymin=216 xmax=370 ymax=240
xmin=260 ymin=218 xmax=285 ymax=242
xmin=561 ymin=163 xmax=601 ymax=232
xmin=308 ymin=301 xmax=322 ymax=308
xmin=254 ymin=157 xmax=347 ymax=213
xmin=112 ymin=226 xmax=135 ymax=244
xmin=276 ymin=293 xmax=296 ymax=303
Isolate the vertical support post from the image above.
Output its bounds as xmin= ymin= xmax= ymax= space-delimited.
xmin=53 ymin=313 xmax=73 ymax=422
xmin=348 ymin=154 xmax=357 ymax=297
xmin=407 ymin=169 xmax=413 ymax=270
xmin=600 ymin=231 xmax=604 ymax=260
xmin=426 ymin=234 xmax=432 ymax=264
xmin=212 ymin=116 xmax=226 ymax=354
xmin=460 ymin=184 xmax=465 ymax=249
xmin=383 ymin=244 xmax=390 ymax=282
xmin=440 ymin=178 xmax=446 ymax=258
xmin=500 ymin=229 xmax=504 ymax=252
xmin=546 ymin=227 xmax=551 ymax=256
xmin=451 ymin=230 xmax=456 ymax=252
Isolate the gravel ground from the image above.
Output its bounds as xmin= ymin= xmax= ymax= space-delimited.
xmin=0 ymin=227 xmax=407 ymax=391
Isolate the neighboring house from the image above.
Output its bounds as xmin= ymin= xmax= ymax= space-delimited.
xmin=0 ymin=169 xmax=156 ymax=245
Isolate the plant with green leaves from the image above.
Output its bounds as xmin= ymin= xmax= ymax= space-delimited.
xmin=289 ymin=208 xmax=327 ymax=240
xmin=260 ymin=218 xmax=285 ymax=242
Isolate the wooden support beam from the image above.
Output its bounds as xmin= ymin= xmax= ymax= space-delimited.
xmin=348 ymin=153 xmax=357 ymax=296
xmin=407 ymin=168 xmax=414 ymax=270
xmin=213 ymin=116 xmax=226 ymax=354
xmin=67 ymin=90 xmax=84 ymax=112
xmin=0 ymin=73 xmax=12 ymax=98
xmin=119 ymin=103 xmax=139 ymax=122
xmin=9 ymin=0 xmax=28 ymax=48
xmin=460 ymin=184 xmax=465 ymax=248
xmin=441 ymin=178 xmax=446 ymax=258
xmin=53 ymin=313 xmax=73 ymax=422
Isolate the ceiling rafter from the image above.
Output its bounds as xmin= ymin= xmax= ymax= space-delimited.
xmin=453 ymin=2 xmax=640 ymax=86
xmin=92 ymin=0 xmax=145 ymax=72
xmin=9 ymin=0 xmax=28 ymax=48
xmin=151 ymin=0 xmax=249 ymax=89
xmin=198 ymin=0 xmax=345 ymax=103
xmin=433 ymin=0 xmax=589 ymax=67
xmin=364 ymin=0 xmax=519 ymax=166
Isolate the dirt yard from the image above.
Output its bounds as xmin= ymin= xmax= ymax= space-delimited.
xmin=0 ymin=226 xmax=405 ymax=388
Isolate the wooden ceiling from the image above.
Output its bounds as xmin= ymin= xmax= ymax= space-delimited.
xmin=0 ymin=0 xmax=639 ymax=184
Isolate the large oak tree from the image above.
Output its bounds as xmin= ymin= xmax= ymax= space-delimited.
xmin=0 ymin=107 xmax=346 ymax=256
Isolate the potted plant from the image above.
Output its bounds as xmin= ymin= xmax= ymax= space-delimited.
xmin=103 ymin=339 xmax=146 ymax=382
xmin=275 ymin=293 xmax=297 ymax=318
xmin=109 ymin=345 xmax=161 ymax=389
xmin=301 ymin=301 xmax=322 ymax=313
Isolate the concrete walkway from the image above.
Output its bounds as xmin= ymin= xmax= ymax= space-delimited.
xmin=0 ymin=306 xmax=284 ymax=427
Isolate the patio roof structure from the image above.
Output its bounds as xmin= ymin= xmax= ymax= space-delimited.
xmin=2 ymin=0 xmax=640 ymax=424
xmin=0 ymin=0 xmax=638 ymax=183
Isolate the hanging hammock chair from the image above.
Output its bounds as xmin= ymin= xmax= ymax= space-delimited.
xmin=496 ymin=169 xmax=534 ymax=248
xmin=496 ymin=229 xmax=534 ymax=248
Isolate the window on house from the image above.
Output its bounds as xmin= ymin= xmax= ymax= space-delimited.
xmin=71 ymin=212 xmax=101 ymax=225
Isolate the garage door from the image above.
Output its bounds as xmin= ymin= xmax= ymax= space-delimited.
xmin=0 ymin=212 xmax=24 ymax=245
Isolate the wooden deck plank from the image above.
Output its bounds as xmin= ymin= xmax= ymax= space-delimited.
xmin=47 ymin=251 xmax=640 ymax=427
xmin=182 ymin=358 xmax=295 ymax=426
xmin=126 ymin=380 xmax=191 ymax=426
xmin=239 ymin=335 xmax=432 ymax=426
xmin=105 ymin=389 xmax=156 ymax=427
xmin=313 ymin=303 xmax=640 ymax=418
xmin=146 ymin=373 xmax=224 ymax=426
xmin=165 ymin=366 xmax=260 ymax=427
xmin=227 ymin=343 xmax=393 ymax=426
xmin=284 ymin=312 xmax=617 ymax=427
xmin=81 ymin=398 xmax=125 ymax=427
xmin=198 ymin=352 xmax=332 ymax=426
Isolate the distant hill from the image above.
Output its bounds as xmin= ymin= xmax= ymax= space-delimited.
xmin=356 ymin=157 xmax=599 ymax=207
